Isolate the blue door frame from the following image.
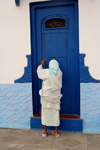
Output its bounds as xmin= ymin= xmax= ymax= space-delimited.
xmin=30 ymin=0 xmax=80 ymax=116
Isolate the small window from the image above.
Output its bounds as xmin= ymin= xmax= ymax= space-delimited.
xmin=45 ymin=18 xmax=65 ymax=28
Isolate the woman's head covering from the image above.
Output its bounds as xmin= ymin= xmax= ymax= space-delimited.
xmin=49 ymin=60 xmax=59 ymax=76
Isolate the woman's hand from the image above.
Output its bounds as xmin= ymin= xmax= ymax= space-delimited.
xmin=41 ymin=60 xmax=45 ymax=65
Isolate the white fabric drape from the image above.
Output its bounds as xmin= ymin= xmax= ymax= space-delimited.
xmin=37 ymin=65 xmax=62 ymax=110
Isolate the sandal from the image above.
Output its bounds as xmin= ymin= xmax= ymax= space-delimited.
xmin=42 ymin=131 xmax=47 ymax=137
xmin=52 ymin=131 xmax=59 ymax=137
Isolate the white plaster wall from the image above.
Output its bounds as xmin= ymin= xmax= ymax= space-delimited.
xmin=79 ymin=0 xmax=100 ymax=80
xmin=0 ymin=0 xmax=47 ymax=84
xmin=1 ymin=0 xmax=100 ymax=83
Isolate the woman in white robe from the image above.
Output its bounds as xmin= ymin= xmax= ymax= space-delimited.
xmin=37 ymin=59 xmax=62 ymax=137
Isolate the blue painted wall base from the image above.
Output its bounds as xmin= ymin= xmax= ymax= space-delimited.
xmin=30 ymin=117 xmax=83 ymax=132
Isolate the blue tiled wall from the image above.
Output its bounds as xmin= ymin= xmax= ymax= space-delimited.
xmin=81 ymin=83 xmax=100 ymax=133
xmin=0 ymin=84 xmax=32 ymax=129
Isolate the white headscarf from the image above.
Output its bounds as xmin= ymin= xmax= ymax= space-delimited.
xmin=49 ymin=60 xmax=59 ymax=76
xmin=49 ymin=60 xmax=62 ymax=91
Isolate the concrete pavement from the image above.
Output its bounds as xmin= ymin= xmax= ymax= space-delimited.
xmin=0 ymin=128 xmax=100 ymax=150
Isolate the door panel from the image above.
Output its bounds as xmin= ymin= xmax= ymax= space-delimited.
xmin=35 ymin=4 xmax=78 ymax=114
xmin=44 ymin=32 xmax=67 ymax=57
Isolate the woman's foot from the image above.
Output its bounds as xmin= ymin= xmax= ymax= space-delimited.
xmin=42 ymin=125 xmax=47 ymax=137
xmin=42 ymin=131 xmax=47 ymax=137
xmin=53 ymin=126 xmax=59 ymax=137
xmin=54 ymin=131 xmax=59 ymax=136
xmin=52 ymin=131 xmax=59 ymax=137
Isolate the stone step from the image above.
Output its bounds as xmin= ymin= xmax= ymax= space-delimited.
xmin=30 ymin=115 xmax=83 ymax=132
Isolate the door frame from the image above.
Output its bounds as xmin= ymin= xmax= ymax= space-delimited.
xmin=30 ymin=0 xmax=80 ymax=116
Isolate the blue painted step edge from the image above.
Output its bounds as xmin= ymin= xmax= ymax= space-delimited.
xmin=30 ymin=117 xmax=83 ymax=132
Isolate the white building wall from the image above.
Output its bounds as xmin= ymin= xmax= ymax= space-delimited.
xmin=0 ymin=0 xmax=100 ymax=83
xmin=79 ymin=0 xmax=100 ymax=80
xmin=0 ymin=0 xmax=47 ymax=83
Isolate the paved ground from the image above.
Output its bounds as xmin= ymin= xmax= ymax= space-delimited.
xmin=0 ymin=128 xmax=100 ymax=150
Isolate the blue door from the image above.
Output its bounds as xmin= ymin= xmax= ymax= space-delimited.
xmin=30 ymin=1 xmax=80 ymax=115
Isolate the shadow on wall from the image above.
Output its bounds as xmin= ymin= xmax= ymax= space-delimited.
xmin=14 ymin=53 xmax=100 ymax=83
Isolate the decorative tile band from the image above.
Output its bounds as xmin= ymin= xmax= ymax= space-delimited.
xmin=14 ymin=55 xmax=32 ymax=83
xmin=80 ymin=54 xmax=100 ymax=83
xmin=14 ymin=54 xmax=100 ymax=83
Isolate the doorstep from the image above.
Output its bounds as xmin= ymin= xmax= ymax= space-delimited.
xmin=30 ymin=115 xmax=83 ymax=132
